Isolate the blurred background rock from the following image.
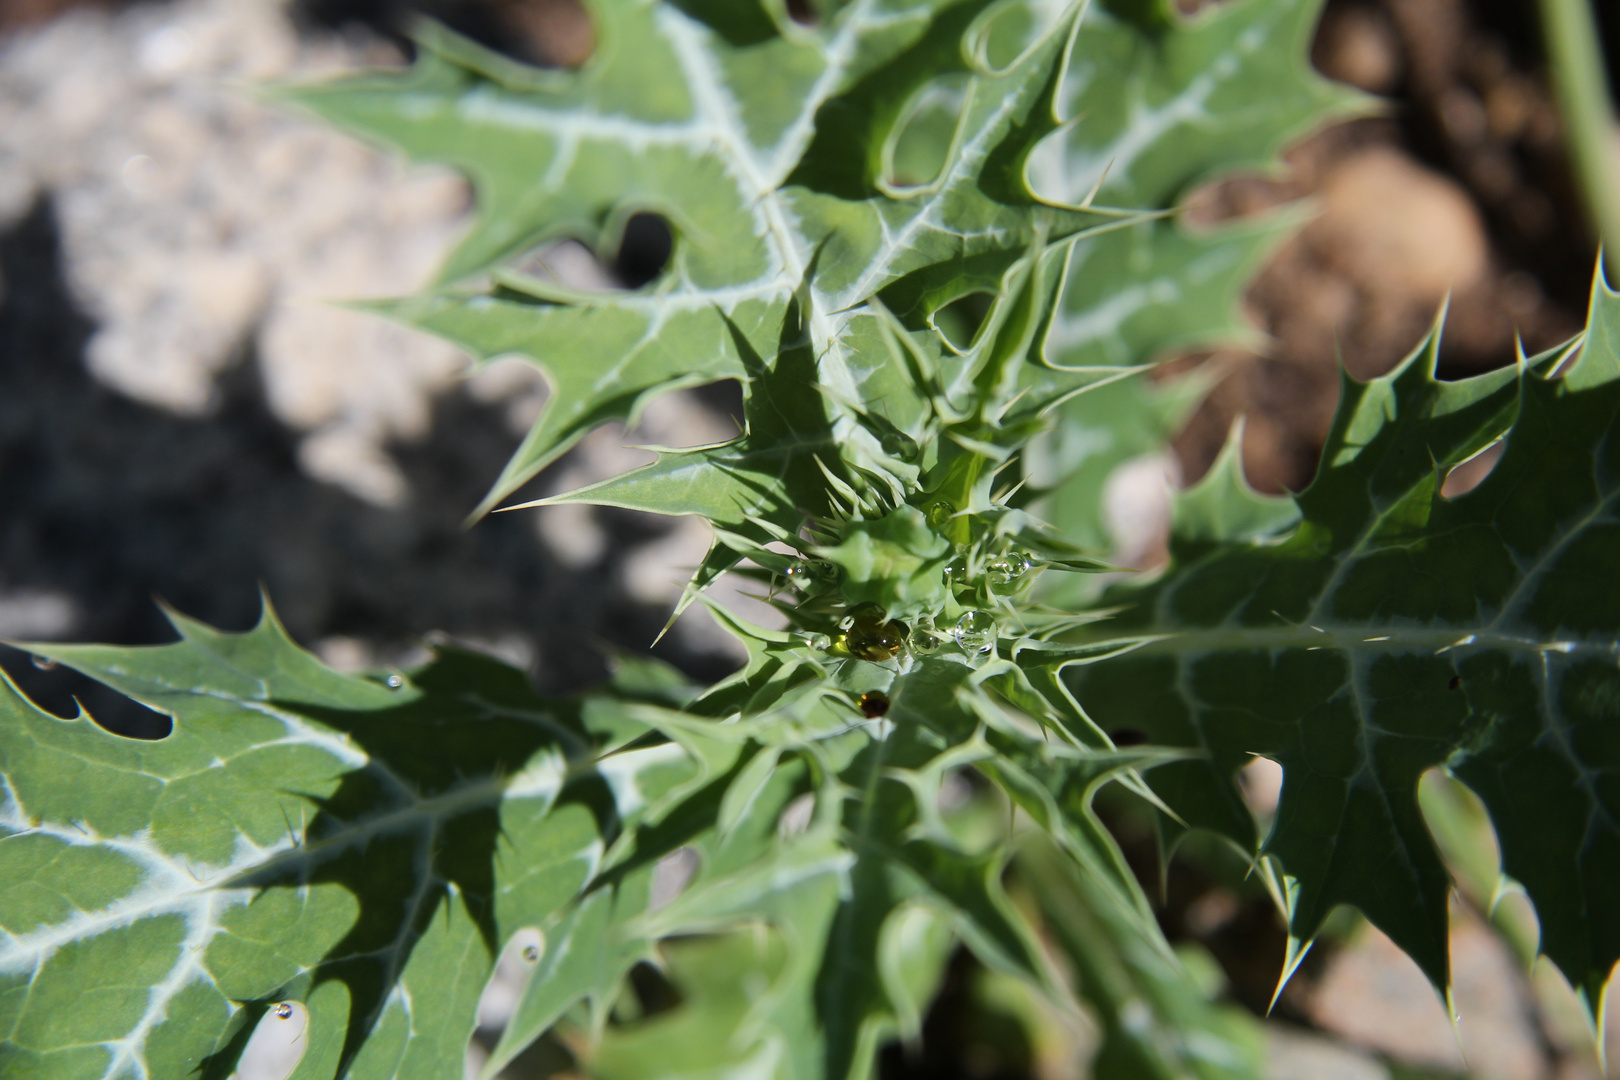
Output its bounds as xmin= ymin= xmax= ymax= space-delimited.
xmin=0 ymin=0 xmax=751 ymax=720
xmin=0 ymin=0 xmax=1617 ymax=1076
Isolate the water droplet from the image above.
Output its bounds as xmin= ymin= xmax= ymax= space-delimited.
xmin=880 ymin=431 xmax=919 ymax=462
xmin=909 ymin=629 xmax=942 ymax=655
xmin=793 ymin=631 xmax=833 ymax=651
xmin=272 ymin=1002 xmax=294 ymax=1020
xmin=858 ymin=690 xmax=891 ymax=718
xmin=987 ymin=551 xmax=1032 ymax=589
xmin=841 ymin=604 xmax=908 ymax=662
xmin=522 ymin=944 xmax=541 ymax=963
xmin=784 ymin=559 xmax=836 ymax=589
xmin=926 ymin=501 xmax=954 ymax=529
xmin=908 ymin=616 xmax=942 ymax=656
xmin=953 ymin=611 xmax=997 ymax=654
xmin=30 ymin=655 xmax=57 ymax=672
xmin=385 ymin=674 xmax=404 ymax=689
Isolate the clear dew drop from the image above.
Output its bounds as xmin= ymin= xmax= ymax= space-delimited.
xmin=953 ymin=611 xmax=997 ymax=654
xmin=30 ymin=655 xmax=57 ymax=671
xmin=793 ymin=631 xmax=833 ymax=651
xmin=785 ymin=559 xmax=837 ymax=588
xmin=880 ymin=431 xmax=920 ymax=462
xmin=908 ymin=617 xmax=942 ymax=656
xmin=926 ymin=501 xmax=954 ymax=529
xmin=987 ymin=551 xmax=1032 ymax=589
xmin=384 ymin=674 xmax=404 ymax=689
xmin=522 ymin=944 xmax=541 ymax=963
xmin=272 ymin=1002 xmax=294 ymax=1020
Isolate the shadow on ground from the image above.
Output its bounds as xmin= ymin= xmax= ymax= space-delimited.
xmin=0 ymin=196 xmax=736 ymax=735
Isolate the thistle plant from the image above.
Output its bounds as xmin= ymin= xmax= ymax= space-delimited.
xmin=3 ymin=0 xmax=1618 ymax=1078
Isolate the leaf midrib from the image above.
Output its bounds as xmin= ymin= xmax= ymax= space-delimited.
xmin=1087 ymin=624 xmax=1620 ymax=660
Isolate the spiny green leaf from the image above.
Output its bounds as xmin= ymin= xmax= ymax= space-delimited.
xmin=0 ymin=609 xmax=705 ymax=1080
xmin=286 ymin=0 xmax=1133 ymax=521
xmin=1061 ymin=276 xmax=1620 ymax=1006
xmin=1030 ymin=0 xmax=1363 ymax=209
xmin=1019 ymin=837 xmax=1263 ymax=1080
xmin=0 ymin=0 xmax=1385 ymax=1075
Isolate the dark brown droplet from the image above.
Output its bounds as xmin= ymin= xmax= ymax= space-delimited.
xmin=1448 ymin=675 xmax=1462 ymax=690
xmin=1109 ymin=727 xmax=1148 ymax=746
xmin=858 ymin=691 xmax=891 ymax=718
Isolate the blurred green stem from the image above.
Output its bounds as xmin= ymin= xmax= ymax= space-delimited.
xmin=1541 ymin=0 xmax=1620 ymax=277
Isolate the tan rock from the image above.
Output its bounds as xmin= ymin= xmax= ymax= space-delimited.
xmin=1310 ymin=147 xmax=1490 ymax=303
xmin=1308 ymin=911 xmax=1547 ymax=1080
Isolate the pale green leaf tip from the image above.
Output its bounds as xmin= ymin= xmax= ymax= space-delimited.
xmin=1171 ymin=416 xmax=1298 ymax=546
xmin=1267 ymin=934 xmax=1315 ymax=1017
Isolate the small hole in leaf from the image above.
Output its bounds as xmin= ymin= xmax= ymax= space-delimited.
xmin=1 ymin=645 xmax=173 ymax=739
xmin=295 ymin=0 xmax=595 ymax=68
xmin=630 ymin=382 xmax=743 ymax=448
xmin=469 ymin=1025 xmax=575 ymax=1077
xmin=649 ymin=845 xmax=700 ymax=910
xmin=691 ymin=378 xmax=745 ymax=435
xmin=1238 ymin=756 xmax=1283 ymax=819
xmin=233 ymin=1000 xmax=308 ymax=1080
xmin=613 ymin=212 xmax=674 ymax=289
xmin=937 ymin=769 xmax=976 ymax=815
xmin=885 ymin=75 xmax=969 ymax=189
xmin=506 ymin=238 xmax=622 ymax=293
xmin=429 ymin=0 xmax=595 ymax=68
xmin=1108 ymin=726 xmax=1148 ymax=746
xmin=1440 ymin=440 xmax=1503 ymax=499
xmin=778 ymin=792 xmax=816 ymax=838
xmin=974 ymin=0 xmax=1041 ymax=70
xmin=475 ymin=928 xmax=546 ymax=1033
xmin=1416 ymin=767 xmax=1536 ymax=959
xmin=934 ymin=292 xmax=995 ymax=351
xmin=625 ymin=961 xmax=685 ymax=1019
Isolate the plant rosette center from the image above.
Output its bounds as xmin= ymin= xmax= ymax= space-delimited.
xmin=777 ymin=504 xmax=1040 ymax=664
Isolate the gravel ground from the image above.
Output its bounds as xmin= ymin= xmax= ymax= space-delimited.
xmin=0 ymin=0 xmax=753 ymax=726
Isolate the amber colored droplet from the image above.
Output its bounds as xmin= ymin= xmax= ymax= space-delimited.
xmin=842 ymin=604 xmax=908 ymax=661
xmin=858 ymin=691 xmax=891 ymax=718
xmin=272 ymin=1002 xmax=294 ymax=1020
xmin=1448 ymin=675 xmax=1462 ymax=691
xmin=1109 ymin=727 xmax=1148 ymax=747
